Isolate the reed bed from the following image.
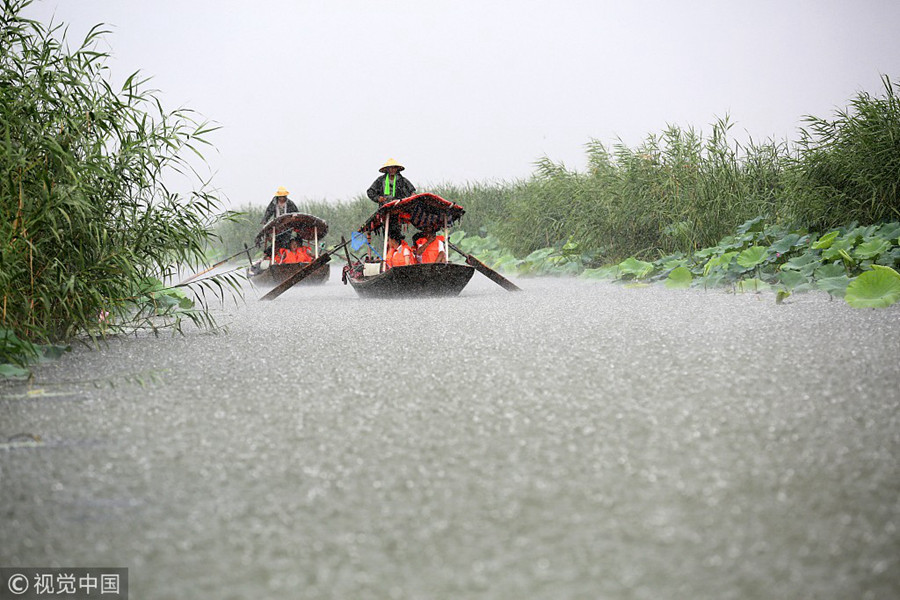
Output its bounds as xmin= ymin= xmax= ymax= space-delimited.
xmin=1 ymin=0 xmax=236 ymax=367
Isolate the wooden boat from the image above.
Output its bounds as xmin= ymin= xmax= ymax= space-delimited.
xmin=247 ymin=213 xmax=330 ymax=287
xmin=343 ymin=193 xmax=475 ymax=298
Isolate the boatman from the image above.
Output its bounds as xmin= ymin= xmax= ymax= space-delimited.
xmin=261 ymin=186 xmax=299 ymax=224
xmin=366 ymin=159 xmax=416 ymax=205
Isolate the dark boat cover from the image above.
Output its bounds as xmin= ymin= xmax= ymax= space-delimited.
xmin=359 ymin=193 xmax=465 ymax=233
xmin=255 ymin=213 xmax=329 ymax=247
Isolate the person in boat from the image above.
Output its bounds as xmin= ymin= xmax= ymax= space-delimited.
xmin=385 ymin=233 xmax=414 ymax=269
xmin=275 ymin=237 xmax=314 ymax=264
xmin=418 ymin=226 xmax=446 ymax=264
xmin=366 ymin=158 xmax=416 ymax=205
xmin=261 ymin=186 xmax=299 ymax=224
xmin=410 ymin=232 xmax=427 ymax=263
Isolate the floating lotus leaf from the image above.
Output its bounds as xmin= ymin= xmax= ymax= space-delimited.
xmin=844 ymin=265 xmax=900 ymax=308
xmin=769 ymin=234 xmax=803 ymax=254
xmin=736 ymin=278 xmax=769 ymax=293
xmin=703 ymin=251 xmax=739 ymax=276
xmin=822 ymin=237 xmax=857 ymax=261
xmin=816 ymin=275 xmax=852 ymax=298
xmin=782 ymin=253 xmax=821 ymax=273
xmin=853 ymin=237 xmax=891 ymax=260
xmin=876 ymin=222 xmax=900 ymax=242
xmin=581 ymin=265 xmax=619 ymax=280
xmin=664 ymin=266 xmax=693 ymax=289
xmin=814 ymin=262 xmax=847 ymax=279
xmin=812 ymin=230 xmax=839 ymax=249
xmin=737 ymin=246 xmax=768 ymax=269
xmin=777 ymin=270 xmax=808 ymax=290
xmin=617 ymin=257 xmax=654 ymax=279
xmin=737 ymin=216 xmax=765 ymax=234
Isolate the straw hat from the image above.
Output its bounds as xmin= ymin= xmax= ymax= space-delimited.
xmin=274 ymin=186 xmax=290 ymax=197
xmin=379 ymin=158 xmax=405 ymax=173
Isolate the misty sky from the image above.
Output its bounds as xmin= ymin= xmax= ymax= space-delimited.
xmin=21 ymin=0 xmax=900 ymax=210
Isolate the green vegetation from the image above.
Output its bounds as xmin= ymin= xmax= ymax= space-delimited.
xmin=1 ymin=0 xmax=240 ymax=375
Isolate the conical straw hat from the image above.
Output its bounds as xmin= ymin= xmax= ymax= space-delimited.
xmin=379 ymin=158 xmax=405 ymax=173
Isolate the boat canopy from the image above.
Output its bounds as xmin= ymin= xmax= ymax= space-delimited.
xmin=255 ymin=213 xmax=329 ymax=247
xmin=359 ymin=193 xmax=465 ymax=233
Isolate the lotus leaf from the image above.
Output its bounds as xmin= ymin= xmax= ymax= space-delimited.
xmin=703 ymin=251 xmax=738 ymax=276
xmin=736 ymin=278 xmax=769 ymax=293
xmin=811 ymin=230 xmax=839 ymax=249
xmin=737 ymin=246 xmax=768 ymax=269
xmin=664 ymin=266 xmax=693 ymax=289
xmin=815 ymin=263 xmax=846 ymax=279
xmin=782 ymin=253 xmax=821 ymax=271
xmin=581 ymin=266 xmax=619 ymax=280
xmin=816 ymin=275 xmax=852 ymax=298
xmin=617 ymin=257 xmax=655 ymax=279
xmin=844 ymin=266 xmax=900 ymax=308
xmin=822 ymin=238 xmax=857 ymax=261
xmin=876 ymin=222 xmax=900 ymax=241
xmin=737 ymin=216 xmax=765 ymax=234
xmin=777 ymin=270 xmax=808 ymax=290
xmin=853 ymin=238 xmax=890 ymax=260
xmin=769 ymin=234 xmax=804 ymax=255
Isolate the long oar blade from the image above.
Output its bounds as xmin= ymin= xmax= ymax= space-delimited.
xmin=260 ymin=240 xmax=348 ymax=301
xmin=177 ymin=247 xmax=250 ymax=286
xmin=449 ymin=242 xmax=521 ymax=292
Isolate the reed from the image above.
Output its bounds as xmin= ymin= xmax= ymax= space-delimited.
xmin=784 ymin=74 xmax=900 ymax=228
xmin=1 ymin=0 xmax=237 ymax=366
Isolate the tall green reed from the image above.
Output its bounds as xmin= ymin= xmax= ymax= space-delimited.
xmin=1 ymin=0 xmax=239 ymax=364
xmin=785 ymin=74 xmax=900 ymax=228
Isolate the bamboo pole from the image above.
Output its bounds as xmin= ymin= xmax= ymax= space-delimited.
xmin=382 ymin=213 xmax=390 ymax=273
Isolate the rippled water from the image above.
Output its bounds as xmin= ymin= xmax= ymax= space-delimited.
xmin=2 ymin=271 xmax=899 ymax=599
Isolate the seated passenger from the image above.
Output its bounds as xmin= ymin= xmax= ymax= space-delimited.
xmin=418 ymin=228 xmax=446 ymax=263
xmin=385 ymin=233 xmax=414 ymax=268
xmin=275 ymin=238 xmax=314 ymax=264
xmin=411 ymin=232 xmax=427 ymax=263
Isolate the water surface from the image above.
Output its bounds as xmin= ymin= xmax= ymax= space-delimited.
xmin=2 ymin=272 xmax=898 ymax=599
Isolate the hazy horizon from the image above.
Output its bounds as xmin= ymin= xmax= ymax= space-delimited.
xmin=21 ymin=0 xmax=900 ymax=210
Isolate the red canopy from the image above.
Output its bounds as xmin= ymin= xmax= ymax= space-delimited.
xmin=255 ymin=213 xmax=328 ymax=247
xmin=359 ymin=193 xmax=465 ymax=233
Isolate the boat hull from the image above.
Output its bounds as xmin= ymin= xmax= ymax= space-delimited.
xmin=346 ymin=263 xmax=475 ymax=298
xmin=248 ymin=262 xmax=330 ymax=288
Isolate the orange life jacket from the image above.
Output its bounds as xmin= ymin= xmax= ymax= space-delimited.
xmin=419 ymin=236 xmax=445 ymax=263
xmin=276 ymin=246 xmax=314 ymax=264
xmin=386 ymin=241 xmax=413 ymax=268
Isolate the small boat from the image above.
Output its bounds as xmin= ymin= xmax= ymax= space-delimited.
xmin=343 ymin=193 xmax=474 ymax=298
xmin=247 ymin=213 xmax=330 ymax=287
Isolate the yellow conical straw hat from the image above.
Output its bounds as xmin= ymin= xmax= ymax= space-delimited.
xmin=274 ymin=186 xmax=289 ymax=197
xmin=379 ymin=158 xmax=405 ymax=173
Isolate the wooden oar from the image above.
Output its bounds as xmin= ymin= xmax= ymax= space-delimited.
xmin=260 ymin=239 xmax=350 ymax=301
xmin=177 ymin=247 xmax=257 ymax=286
xmin=449 ymin=242 xmax=521 ymax=292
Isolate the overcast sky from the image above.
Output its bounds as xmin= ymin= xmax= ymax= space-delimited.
xmin=22 ymin=0 xmax=900 ymax=210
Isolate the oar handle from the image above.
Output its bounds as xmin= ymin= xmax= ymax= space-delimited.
xmin=449 ymin=242 xmax=522 ymax=292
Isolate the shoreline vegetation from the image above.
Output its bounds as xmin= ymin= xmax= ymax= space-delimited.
xmin=1 ymin=0 xmax=241 ymax=376
xmin=2 ymin=0 xmax=898 ymax=376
